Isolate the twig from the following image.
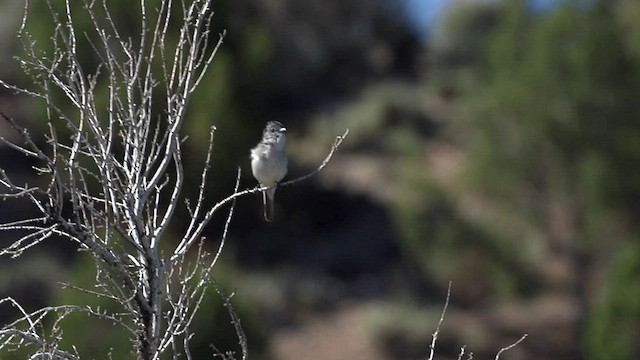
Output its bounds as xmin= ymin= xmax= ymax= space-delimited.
xmin=457 ymin=346 xmax=466 ymax=360
xmin=280 ymin=128 xmax=350 ymax=187
xmin=172 ymin=129 xmax=350 ymax=258
xmin=495 ymin=334 xmax=527 ymax=360
xmin=428 ymin=281 xmax=452 ymax=360
xmin=218 ymin=290 xmax=248 ymax=360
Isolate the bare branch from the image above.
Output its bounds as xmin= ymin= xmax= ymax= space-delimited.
xmin=457 ymin=346 xmax=467 ymax=360
xmin=1 ymin=0 xmax=348 ymax=359
xmin=428 ymin=281 xmax=452 ymax=360
xmin=424 ymin=282 xmax=526 ymax=360
xmin=280 ymin=128 xmax=350 ymax=187
xmin=173 ymin=129 xmax=350 ymax=258
xmin=495 ymin=334 xmax=528 ymax=360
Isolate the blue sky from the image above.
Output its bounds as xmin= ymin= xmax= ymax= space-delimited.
xmin=402 ymin=0 xmax=449 ymax=35
xmin=402 ymin=0 xmax=563 ymax=39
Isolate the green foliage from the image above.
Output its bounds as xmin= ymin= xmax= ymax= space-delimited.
xmin=470 ymin=1 xmax=640 ymax=217
xmin=55 ymin=256 xmax=134 ymax=358
xmin=391 ymin=163 xmax=539 ymax=298
xmin=392 ymin=2 xmax=640 ymax=356
xmin=453 ymin=0 xmax=640 ymax=357
xmin=587 ymin=242 xmax=640 ymax=360
xmin=48 ymin=255 xmax=267 ymax=359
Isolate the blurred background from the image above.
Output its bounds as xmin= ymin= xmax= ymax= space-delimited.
xmin=1 ymin=0 xmax=639 ymax=359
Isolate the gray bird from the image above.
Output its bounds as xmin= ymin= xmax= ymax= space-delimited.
xmin=250 ymin=121 xmax=288 ymax=222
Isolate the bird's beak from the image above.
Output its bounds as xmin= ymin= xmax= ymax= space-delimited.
xmin=279 ymin=127 xmax=287 ymax=132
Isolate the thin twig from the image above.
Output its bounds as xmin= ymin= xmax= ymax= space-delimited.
xmin=280 ymin=128 xmax=350 ymax=187
xmin=215 ymin=288 xmax=248 ymax=360
xmin=428 ymin=281 xmax=452 ymax=360
xmin=457 ymin=346 xmax=466 ymax=360
xmin=495 ymin=334 xmax=527 ymax=360
xmin=172 ymin=129 xmax=350 ymax=258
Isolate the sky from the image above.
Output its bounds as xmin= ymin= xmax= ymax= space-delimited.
xmin=402 ymin=0 xmax=563 ymax=40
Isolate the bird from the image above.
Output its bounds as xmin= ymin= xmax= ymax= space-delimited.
xmin=250 ymin=121 xmax=288 ymax=222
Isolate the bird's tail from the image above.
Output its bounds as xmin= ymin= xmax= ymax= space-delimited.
xmin=262 ymin=186 xmax=276 ymax=222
